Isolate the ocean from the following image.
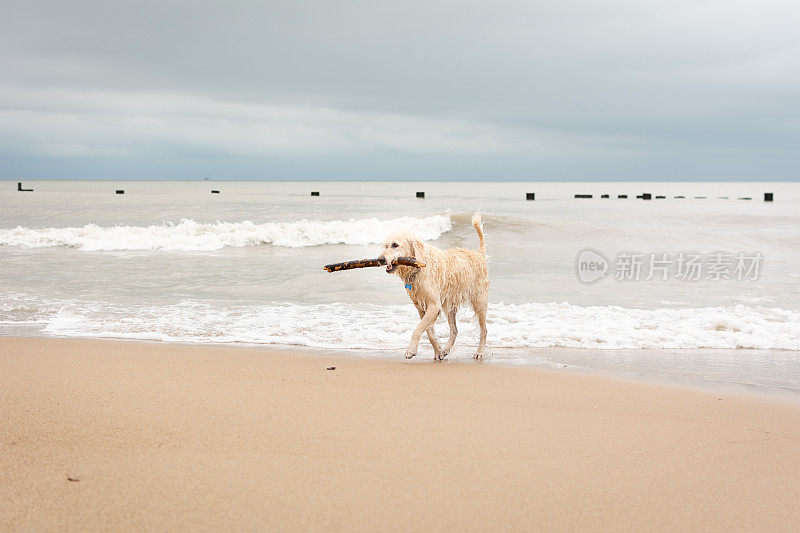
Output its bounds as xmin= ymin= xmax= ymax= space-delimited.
xmin=2 ymin=180 xmax=799 ymax=390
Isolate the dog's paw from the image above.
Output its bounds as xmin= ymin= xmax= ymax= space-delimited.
xmin=440 ymin=347 xmax=450 ymax=358
xmin=404 ymin=349 xmax=416 ymax=359
xmin=473 ymin=351 xmax=484 ymax=360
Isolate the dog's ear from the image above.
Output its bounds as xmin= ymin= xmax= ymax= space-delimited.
xmin=408 ymin=237 xmax=424 ymax=259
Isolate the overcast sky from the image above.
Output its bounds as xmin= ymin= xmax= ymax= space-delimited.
xmin=1 ymin=0 xmax=798 ymax=180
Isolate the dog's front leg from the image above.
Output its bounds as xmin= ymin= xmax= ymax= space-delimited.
xmin=405 ymin=304 xmax=440 ymax=359
xmin=417 ymin=307 xmax=443 ymax=360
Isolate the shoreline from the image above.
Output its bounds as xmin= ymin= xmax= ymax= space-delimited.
xmin=3 ymin=336 xmax=800 ymax=530
xmin=5 ymin=331 xmax=800 ymax=401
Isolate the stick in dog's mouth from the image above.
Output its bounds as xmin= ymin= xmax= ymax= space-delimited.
xmin=323 ymin=256 xmax=425 ymax=273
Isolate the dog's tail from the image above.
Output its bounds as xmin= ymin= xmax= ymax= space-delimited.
xmin=472 ymin=210 xmax=486 ymax=255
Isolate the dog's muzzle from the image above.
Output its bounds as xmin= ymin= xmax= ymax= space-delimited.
xmin=377 ymin=256 xmax=397 ymax=274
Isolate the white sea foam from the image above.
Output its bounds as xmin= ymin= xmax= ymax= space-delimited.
xmin=2 ymin=294 xmax=799 ymax=352
xmin=0 ymin=214 xmax=453 ymax=251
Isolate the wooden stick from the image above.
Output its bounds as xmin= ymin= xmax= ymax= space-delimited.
xmin=395 ymin=257 xmax=426 ymax=268
xmin=324 ymin=258 xmax=384 ymax=272
xmin=323 ymin=256 xmax=426 ymax=272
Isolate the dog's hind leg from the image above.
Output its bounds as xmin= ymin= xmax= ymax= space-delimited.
xmin=441 ymin=308 xmax=458 ymax=358
xmin=417 ymin=307 xmax=444 ymax=360
xmin=406 ymin=304 xmax=441 ymax=360
xmin=473 ymin=299 xmax=488 ymax=359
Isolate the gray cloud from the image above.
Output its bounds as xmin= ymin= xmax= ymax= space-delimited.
xmin=1 ymin=0 xmax=798 ymax=179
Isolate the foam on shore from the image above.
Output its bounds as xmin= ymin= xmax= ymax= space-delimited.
xmin=3 ymin=293 xmax=799 ymax=351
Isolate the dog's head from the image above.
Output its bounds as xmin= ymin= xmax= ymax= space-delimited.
xmin=379 ymin=231 xmax=424 ymax=275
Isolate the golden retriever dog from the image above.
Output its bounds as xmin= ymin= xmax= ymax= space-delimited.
xmin=379 ymin=211 xmax=489 ymax=360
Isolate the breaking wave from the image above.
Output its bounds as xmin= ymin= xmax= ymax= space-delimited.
xmin=2 ymin=293 xmax=799 ymax=352
xmin=0 ymin=214 xmax=453 ymax=251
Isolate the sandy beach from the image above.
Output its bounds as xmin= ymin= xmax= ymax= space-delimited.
xmin=2 ymin=337 xmax=800 ymax=531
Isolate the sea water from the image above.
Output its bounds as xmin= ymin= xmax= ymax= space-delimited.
xmin=1 ymin=180 xmax=799 ymax=389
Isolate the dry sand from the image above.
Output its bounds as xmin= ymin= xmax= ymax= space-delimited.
xmin=2 ymin=337 xmax=800 ymax=531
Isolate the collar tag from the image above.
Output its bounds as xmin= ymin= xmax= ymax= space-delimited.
xmin=404 ymin=283 xmax=413 ymax=290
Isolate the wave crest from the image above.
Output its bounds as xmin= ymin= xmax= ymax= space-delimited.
xmin=0 ymin=214 xmax=453 ymax=251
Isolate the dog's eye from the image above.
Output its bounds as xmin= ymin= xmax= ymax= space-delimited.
xmin=392 ymin=243 xmax=399 ymax=248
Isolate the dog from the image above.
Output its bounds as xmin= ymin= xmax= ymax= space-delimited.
xmin=379 ymin=211 xmax=489 ymax=360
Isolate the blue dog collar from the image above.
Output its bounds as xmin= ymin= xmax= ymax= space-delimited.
xmin=404 ymin=283 xmax=413 ymax=290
